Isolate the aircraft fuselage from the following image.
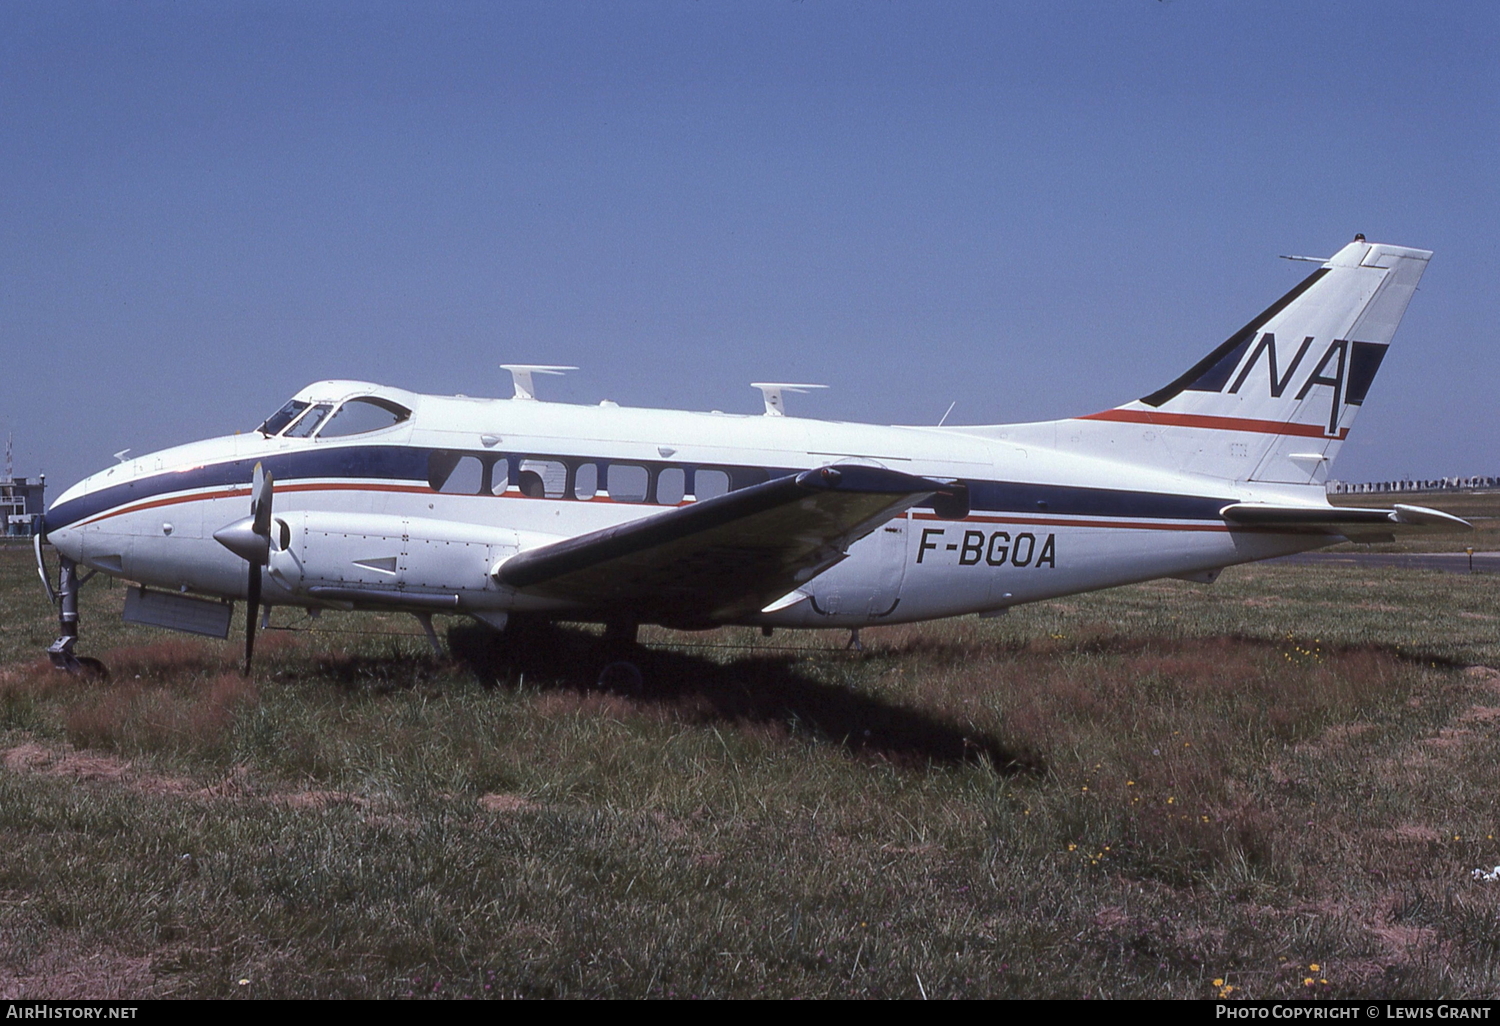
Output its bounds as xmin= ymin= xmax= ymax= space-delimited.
xmin=44 ymin=382 xmax=1331 ymax=631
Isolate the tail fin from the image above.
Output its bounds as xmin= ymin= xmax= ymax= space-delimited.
xmin=1074 ymin=237 xmax=1432 ymax=485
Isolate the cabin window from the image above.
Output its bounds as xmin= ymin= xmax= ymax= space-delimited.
xmin=428 ymin=451 xmax=459 ymax=490
xmin=605 ymin=463 xmax=650 ymax=502
xmin=318 ymin=397 xmax=411 ymax=437
xmin=283 ymin=403 xmax=333 ymax=438
xmin=428 ymin=453 xmax=484 ymax=494
xmin=573 ymin=462 xmax=598 ymax=500
xmin=519 ymin=459 xmax=568 ymax=498
xmin=422 ymin=453 xmax=796 ymax=504
xmin=656 ymin=467 xmax=685 ymax=505
xmin=259 ymin=400 xmax=309 ymax=436
xmin=693 ymin=469 xmax=730 ymax=500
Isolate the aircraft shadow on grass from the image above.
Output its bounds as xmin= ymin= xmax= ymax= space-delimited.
xmin=410 ymin=620 xmax=1037 ymax=774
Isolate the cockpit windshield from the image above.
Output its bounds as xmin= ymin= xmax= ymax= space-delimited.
xmin=283 ymin=403 xmax=333 ymax=438
xmin=257 ymin=395 xmax=413 ymax=438
xmin=258 ymin=400 xmax=309 ymax=436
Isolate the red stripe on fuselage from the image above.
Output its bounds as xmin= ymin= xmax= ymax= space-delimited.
xmin=73 ymin=481 xmax=699 ymax=528
xmin=78 ymin=483 xmax=1304 ymax=536
xmin=75 ymin=481 xmax=432 ymax=526
xmin=1077 ymin=409 xmax=1349 ymax=440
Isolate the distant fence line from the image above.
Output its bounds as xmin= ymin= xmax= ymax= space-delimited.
xmin=1328 ymin=476 xmax=1500 ymax=495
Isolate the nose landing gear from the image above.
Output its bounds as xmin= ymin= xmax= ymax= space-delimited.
xmin=43 ymin=552 xmax=107 ymax=678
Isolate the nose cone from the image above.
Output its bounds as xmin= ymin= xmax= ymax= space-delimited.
xmin=47 ymin=521 xmax=82 ymax=561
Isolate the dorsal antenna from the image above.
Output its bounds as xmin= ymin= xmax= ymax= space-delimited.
xmin=750 ymin=382 xmax=828 ymax=417
xmin=501 ymin=365 xmax=577 ymax=401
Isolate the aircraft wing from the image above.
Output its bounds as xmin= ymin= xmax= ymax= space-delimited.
xmin=496 ymin=465 xmax=938 ymax=626
xmin=1220 ymin=502 xmax=1472 ymax=543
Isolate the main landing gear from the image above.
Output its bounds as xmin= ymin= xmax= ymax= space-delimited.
xmin=597 ymin=621 xmax=642 ymax=690
xmin=413 ymin=612 xmax=443 ymax=657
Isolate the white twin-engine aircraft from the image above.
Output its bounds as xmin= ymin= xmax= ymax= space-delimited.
xmin=38 ymin=237 xmax=1470 ymax=674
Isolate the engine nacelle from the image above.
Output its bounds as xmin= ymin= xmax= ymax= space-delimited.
xmin=267 ymin=512 xmax=533 ymax=607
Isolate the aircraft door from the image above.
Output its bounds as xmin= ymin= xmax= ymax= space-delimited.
xmin=863 ymin=514 xmax=908 ymax=619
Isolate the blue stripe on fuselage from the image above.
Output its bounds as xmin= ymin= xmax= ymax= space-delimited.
xmin=44 ymin=443 xmax=1237 ymax=533
xmin=44 ymin=445 xmax=431 ymax=532
xmin=964 ymin=480 xmax=1231 ymax=522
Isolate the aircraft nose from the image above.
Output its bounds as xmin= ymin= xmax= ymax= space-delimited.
xmin=47 ymin=522 xmax=82 ymax=562
xmin=43 ymin=470 xmax=105 ymax=562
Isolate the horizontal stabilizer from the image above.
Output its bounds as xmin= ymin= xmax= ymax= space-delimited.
xmin=496 ymin=465 xmax=938 ymax=625
xmin=1219 ymin=502 xmax=1471 ymax=542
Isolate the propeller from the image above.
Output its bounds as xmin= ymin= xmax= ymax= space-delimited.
xmin=212 ymin=463 xmax=274 ymax=673
xmin=244 ymin=463 xmax=274 ymax=672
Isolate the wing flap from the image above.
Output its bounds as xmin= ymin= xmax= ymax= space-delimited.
xmin=1220 ymin=502 xmax=1471 ymax=542
xmin=496 ymin=465 xmax=937 ymax=625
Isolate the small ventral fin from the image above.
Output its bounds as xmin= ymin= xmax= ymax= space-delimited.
xmin=1168 ymin=568 xmax=1223 ymax=584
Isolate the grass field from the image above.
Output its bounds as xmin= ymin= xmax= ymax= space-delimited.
xmin=0 ymin=494 xmax=1496 ymax=999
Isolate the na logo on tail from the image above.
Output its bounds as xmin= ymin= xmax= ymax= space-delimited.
xmin=1156 ymin=329 xmax=1389 ymax=438
xmin=1073 ymin=236 xmax=1432 ymax=485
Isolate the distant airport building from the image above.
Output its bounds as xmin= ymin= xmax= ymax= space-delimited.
xmin=1328 ymin=475 xmax=1499 ymax=495
xmin=1 ymin=473 xmax=44 ymax=536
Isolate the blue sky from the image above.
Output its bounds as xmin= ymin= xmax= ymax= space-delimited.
xmin=3 ymin=1 xmax=1496 ymax=492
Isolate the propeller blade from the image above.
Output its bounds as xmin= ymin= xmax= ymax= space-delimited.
xmin=217 ymin=464 xmax=277 ymax=563
xmin=250 ymin=463 xmax=274 ymax=540
xmin=245 ymin=562 xmax=261 ymax=673
xmin=242 ymin=464 xmax=273 ymax=674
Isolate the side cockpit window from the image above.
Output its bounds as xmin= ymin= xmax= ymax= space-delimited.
xmin=318 ymin=397 xmax=412 ymax=438
xmin=258 ymin=400 xmax=309 ymax=436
